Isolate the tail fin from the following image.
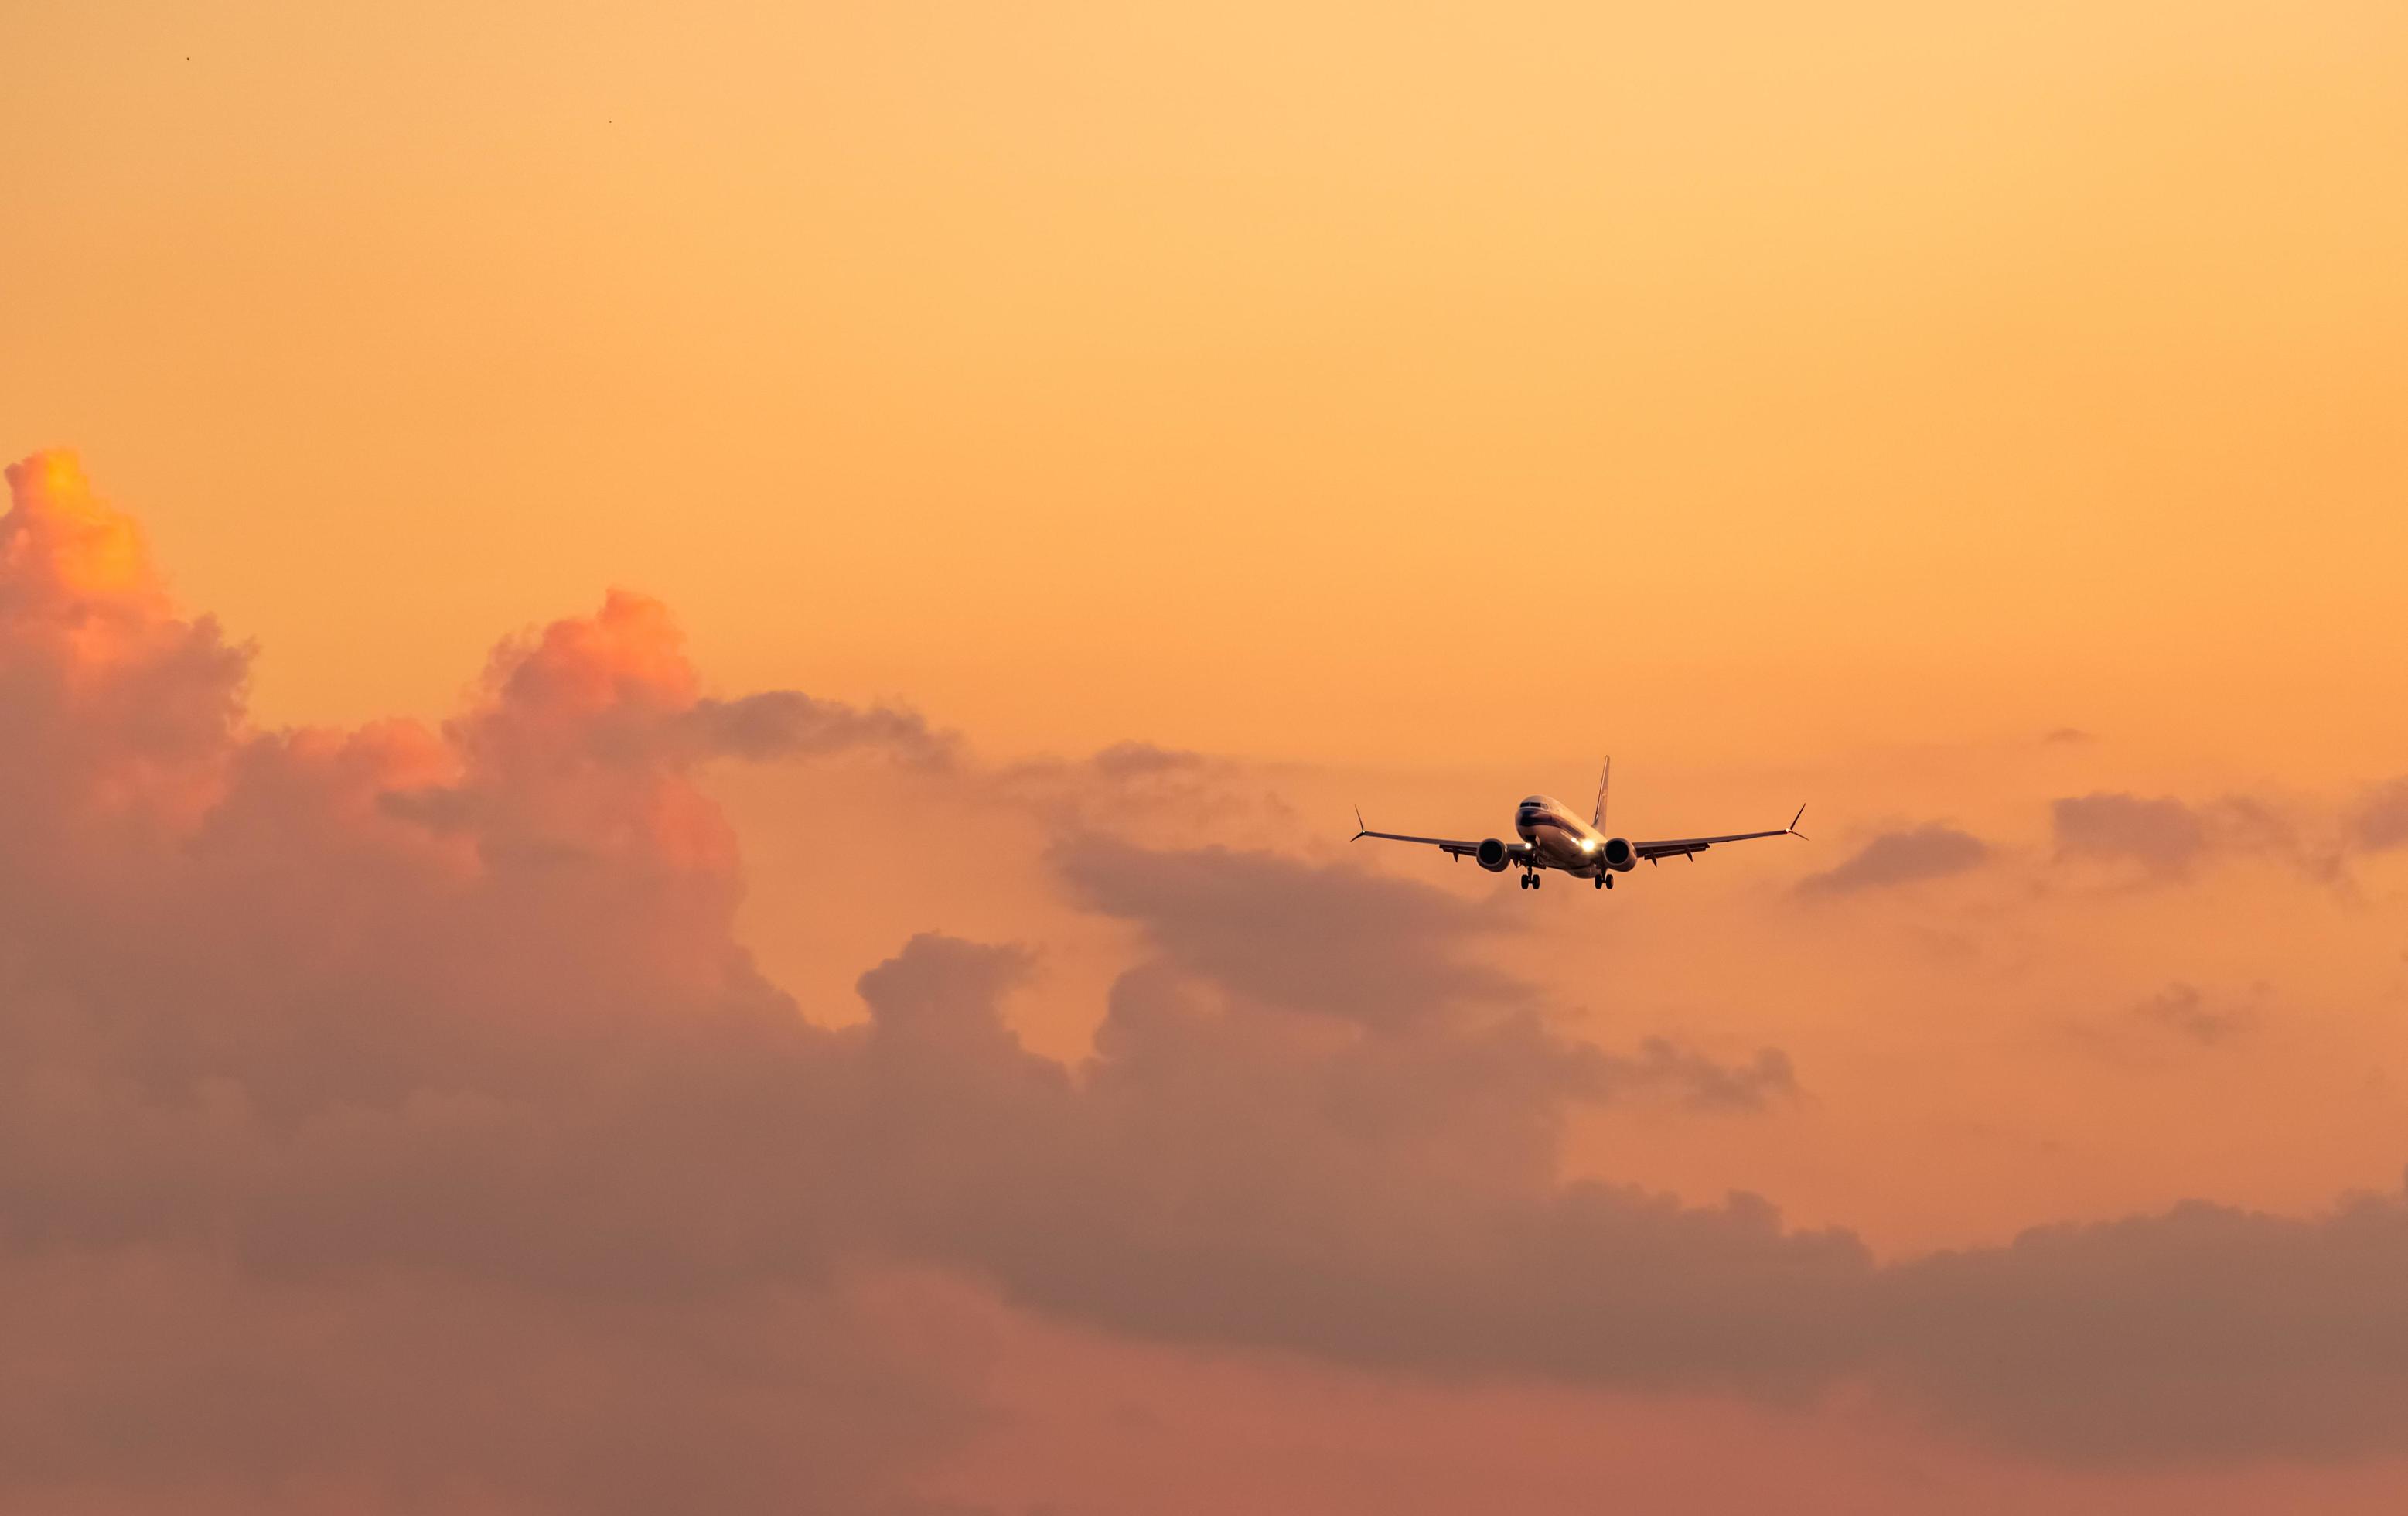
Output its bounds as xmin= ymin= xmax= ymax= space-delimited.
xmin=1591 ymin=756 xmax=1612 ymax=830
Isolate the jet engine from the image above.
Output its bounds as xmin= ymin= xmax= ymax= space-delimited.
xmin=1475 ymin=838 xmax=1513 ymax=872
xmin=1600 ymin=837 xmax=1638 ymax=872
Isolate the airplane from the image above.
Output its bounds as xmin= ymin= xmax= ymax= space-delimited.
xmin=1352 ymin=759 xmax=1805 ymax=891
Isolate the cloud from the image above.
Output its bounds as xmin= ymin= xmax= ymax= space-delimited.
xmin=991 ymin=740 xmax=1294 ymax=841
xmin=2132 ymin=982 xmax=2261 ymax=1047
xmin=0 ymin=452 xmax=250 ymax=847
xmin=0 ymin=1252 xmax=990 ymax=1516
xmin=2349 ymin=778 xmax=2408 ymax=854
xmin=0 ymin=452 xmax=977 ymax=1513
xmin=1051 ymin=832 xmax=1526 ymax=1027
xmin=2051 ymin=791 xmax=2347 ymax=886
xmin=1881 ymin=1189 xmax=2408 ymax=1463
xmin=686 ymin=690 xmax=957 ymax=767
xmin=834 ymin=909 xmax=2408 ymax=1465
xmin=11 ymin=451 xmax=2408 ymax=1506
xmin=2052 ymin=793 xmax=2211 ymax=876
xmin=1607 ymin=1039 xmax=1800 ymax=1111
xmin=1798 ymin=825 xmax=1989 ymax=896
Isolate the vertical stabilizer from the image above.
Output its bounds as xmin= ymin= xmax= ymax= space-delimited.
xmin=1591 ymin=756 xmax=1612 ymax=830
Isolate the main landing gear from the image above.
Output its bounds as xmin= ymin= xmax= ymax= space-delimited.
xmin=1519 ymin=871 xmax=1541 ymax=889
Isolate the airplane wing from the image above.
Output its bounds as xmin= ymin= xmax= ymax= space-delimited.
xmin=1354 ymin=828 xmax=1486 ymax=859
xmin=1633 ymin=805 xmax=1808 ymax=862
xmin=1349 ymin=811 xmax=1523 ymax=862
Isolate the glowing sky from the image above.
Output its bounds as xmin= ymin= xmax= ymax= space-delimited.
xmin=5 ymin=2 xmax=2408 ymax=1511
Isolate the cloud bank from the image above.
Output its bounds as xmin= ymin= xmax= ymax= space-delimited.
xmin=8 ymin=453 xmax=2408 ymax=1511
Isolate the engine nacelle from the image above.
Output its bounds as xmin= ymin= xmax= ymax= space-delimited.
xmin=1475 ymin=838 xmax=1513 ymax=872
xmin=1600 ymin=836 xmax=1637 ymax=872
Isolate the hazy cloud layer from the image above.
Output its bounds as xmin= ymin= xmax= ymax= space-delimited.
xmin=991 ymin=739 xmax=1295 ymax=840
xmin=9 ymin=454 xmax=2408 ymax=1511
xmin=2132 ymin=982 xmax=2263 ymax=1047
xmin=2351 ymin=778 xmax=2408 ymax=853
xmin=1881 ymin=1192 xmax=2408 ymax=1463
xmin=2051 ymin=790 xmax=2349 ymax=883
xmin=1798 ymin=825 xmax=1989 ymax=896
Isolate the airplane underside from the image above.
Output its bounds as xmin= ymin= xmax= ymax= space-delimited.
xmin=1513 ymin=829 xmax=1616 ymax=889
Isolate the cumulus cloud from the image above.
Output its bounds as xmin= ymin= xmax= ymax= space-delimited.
xmin=0 ymin=454 xmax=972 ymax=1512
xmin=1052 ymin=832 xmax=1526 ymax=1027
xmin=0 ymin=452 xmax=250 ymax=852
xmin=9 ymin=451 xmax=2408 ymax=1508
xmin=1798 ymin=825 xmax=1989 ymax=896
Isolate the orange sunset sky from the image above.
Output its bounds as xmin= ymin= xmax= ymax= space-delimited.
xmin=5 ymin=2 xmax=2408 ymax=1511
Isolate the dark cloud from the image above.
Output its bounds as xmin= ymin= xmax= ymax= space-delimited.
xmin=1798 ymin=825 xmax=1989 ymax=896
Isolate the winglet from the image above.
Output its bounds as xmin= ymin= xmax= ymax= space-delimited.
xmin=1352 ymin=804 xmax=1368 ymax=841
xmin=1788 ymin=804 xmax=1809 ymax=841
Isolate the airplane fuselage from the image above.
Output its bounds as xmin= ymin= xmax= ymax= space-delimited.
xmin=1515 ymin=795 xmax=1612 ymax=875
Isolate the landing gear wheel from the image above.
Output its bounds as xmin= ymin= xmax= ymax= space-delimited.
xmin=1594 ymin=876 xmax=1605 ymax=889
xmin=1605 ymin=875 xmax=1614 ymax=889
xmin=1531 ymin=873 xmax=1541 ymax=889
